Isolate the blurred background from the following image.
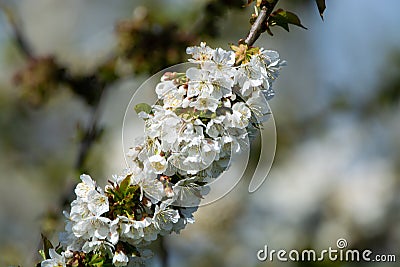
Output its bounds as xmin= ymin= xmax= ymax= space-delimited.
xmin=0 ymin=0 xmax=399 ymax=266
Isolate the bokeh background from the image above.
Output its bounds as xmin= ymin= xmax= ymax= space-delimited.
xmin=0 ymin=0 xmax=399 ymax=266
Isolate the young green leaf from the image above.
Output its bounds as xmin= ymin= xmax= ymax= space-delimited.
xmin=316 ymin=0 xmax=326 ymax=20
xmin=41 ymin=234 xmax=53 ymax=259
xmin=269 ymin=9 xmax=307 ymax=32
xmin=134 ymin=103 xmax=152 ymax=115
xmin=38 ymin=250 xmax=46 ymax=261
xmin=119 ymin=174 xmax=132 ymax=195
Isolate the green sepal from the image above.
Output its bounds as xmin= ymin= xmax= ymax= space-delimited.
xmin=41 ymin=234 xmax=54 ymax=259
xmin=88 ymin=253 xmax=104 ymax=267
xmin=134 ymin=103 xmax=152 ymax=115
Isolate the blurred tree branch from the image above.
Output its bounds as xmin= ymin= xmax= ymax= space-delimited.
xmin=0 ymin=4 xmax=34 ymax=58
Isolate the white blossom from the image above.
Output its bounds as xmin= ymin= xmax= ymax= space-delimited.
xmin=148 ymin=154 xmax=168 ymax=174
xmin=186 ymin=42 xmax=213 ymax=63
xmin=72 ymin=216 xmax=111 ymax=240
xmin=109 ymin=218 xmax=120 ymax=245
xmin=87 ymin=190 xmax=109 ymax=216
xmin=234 ymin=63 xmax=264 ymax=96
xmin=81 ymin=238 xmax=113 ymax=255
xmin=75 ymin=174 xmax=96 ymax=200
xmin=153 ymin=203 xmax=180 ymax=231
xmin=113 ymin=251 xmax=129 ymax=266
xmin=203 ymin=47 xmax=236 ymax=86
xmin=188 ymin=95 xmax=219 ymax=112
xmin=162 ymin=86 xmax=186 ymax=108
xmin=155 ymin=80 xmax=176 ymax=99
xmin=186 ymin=67 xmax=213 ymax=97
xmin=224 ymin=102 xmax=251 ymax=129
xmin=41 ymin=249 xmax=66 ymax=267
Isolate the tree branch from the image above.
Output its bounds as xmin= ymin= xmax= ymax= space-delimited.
xmin=244 ymin=0 xmax=279 ymax=46
xmin=75 ymin=86 xmax=106 ymax=171
xmin=0 ymin=4 xmax=34 ymax=58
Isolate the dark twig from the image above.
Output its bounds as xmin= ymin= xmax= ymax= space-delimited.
xmin=0 ymin=4 xmax=34 ymax=58
xmin=75 ymin=86 xmax=106 ymax=171
xmin=244 ymin=0 xmax=279 ymax=46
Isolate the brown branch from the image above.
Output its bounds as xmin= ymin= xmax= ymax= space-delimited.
xmin=244 ymin=0 xmax=279 ymax=46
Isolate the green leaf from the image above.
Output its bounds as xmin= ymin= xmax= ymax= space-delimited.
xmin=89 ymin=253 xmax=105 ymax=267
xmin=41 ymin=234 xmax=53 ymax=259
xmin=38 ymin=250 xmax=46 ymax=261
xmin=119 ymin=174 xmax=132 ymax=194
xmin=126 ymin=184 xmax=140 ymax=196
xmin=197 ymin=110 xmax=215 ymax=119
xmin=269 ymin=9 xmax=307 ymax=32
xmin=315 ymin=0 xmax=326 ymax=20
xmin=134 ymin=103 xmax=152 ymax=115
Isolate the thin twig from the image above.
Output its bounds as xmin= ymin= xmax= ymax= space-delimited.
xmin=244 ymin=0 xmax=279 ymax=46
xmin=0 ymin=4 xmax=34 ymax=58
xmin=75 ymin=86 xmax=107 ymax=171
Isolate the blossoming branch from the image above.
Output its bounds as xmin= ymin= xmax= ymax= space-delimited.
xmin=39 ymin=42 xmax=285 ymax=267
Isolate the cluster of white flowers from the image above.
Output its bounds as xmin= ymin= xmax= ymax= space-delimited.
xmin=43 ymin=171 xmax=195 ymax=266
xmin=139 ymin=42 xmax=284 ymax=178
xmin=41 ymin=42 xmax=284 ymax=266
